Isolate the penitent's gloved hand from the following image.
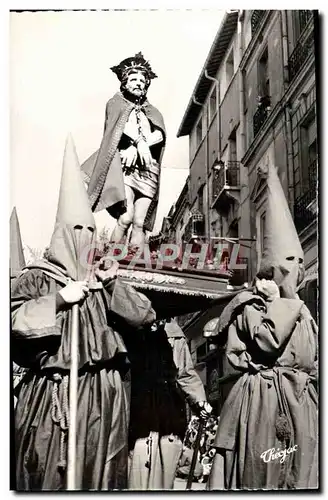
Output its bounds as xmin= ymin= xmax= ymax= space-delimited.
xmin=58 ymin=281 xmax=89 ymax=304
xmin=197 ymin=401 xmax=213 ymax=420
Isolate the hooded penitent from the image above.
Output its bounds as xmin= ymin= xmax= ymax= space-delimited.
xmin=12 ymin=134 xmax=157 ymax=491
xmin=47 ymin=134 xmax=97 ymax=281
xmin=257 ymin=162 xmax=304 ymax=288
xmin=10 ymin=208 xmax=28 ymax=400
xmin=204 ymin=162 xmax=317 ymax=491
xmin=10 ymin=207 xmax=26 ymax=278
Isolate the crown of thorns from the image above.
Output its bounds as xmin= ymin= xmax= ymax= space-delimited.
xmin=110 ymin=52 xmax=157 ymax=81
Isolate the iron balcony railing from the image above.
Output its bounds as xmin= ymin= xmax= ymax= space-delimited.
xmin=299 ymin=10 xmax=313 ymax=34
xmin=212 ymin=161 xmax=240 ymax=201
xmin=294 ymin=188 xmax=317 ymax=232
xmin=251 ymin=10 xmax=266 ymax=35
xmin=288 ymin=19 xmax=314 ymax=81
xmin=182 ymin=211 xmax=205 ymax=242
xmin=294 ymin=159 xmax=317 ymax=232
xmin=253 ymin=100 xmax=271 ymax=138
xmin=308 ymin=158 xmax=317 ymax=191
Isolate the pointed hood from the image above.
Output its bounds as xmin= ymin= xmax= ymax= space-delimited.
xmin=47 ymin=135 xmax=97 ymax=281
xmin=10 ymin=207 xmax=26 ymax=278
xmin=257 ymin=162 xmax=304 ymax=286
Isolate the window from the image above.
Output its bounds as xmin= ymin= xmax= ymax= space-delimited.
xmin=203 ymin=105 xmax=208 ymax=132
xmin=226 ymin=219 xmax=238 ymax=256
xmin=228 ymin=219 xmax=238 ymax=243
xmin=226 ymin=49 xmax=234 ymax=86
xmin=189 ymin=129 xmax=197 ymax=160
xmin=299 ymin=278 xmax=317 ymax=322
xmin=260 ymin=212 xmax=266 ymax=256
xmin=196 ymin=118 xmax=202 ymax=147
xmin=244 ymin=12 xmax=253 ymax=48
xmin=208 ymin=86 xmax=217 ymax=124
xmin=258 ymin=47 xmax=270 ymax=100
xmin=251 ymin=10 xmax=266 ymax=36
xmin=300 ymin=115 xmax=317 ymax=193
xmin=228 ymin=129 xmax=237 ymax=162
xmin=219 ymin=216 xmax=224 ymax=237
xmin=226 ymin=131 xmax=238 ymax=185
xmin=295 ymin=10 xmax=312 ymax=39
xmin=198 ymin=185 xmax=204 ymax=214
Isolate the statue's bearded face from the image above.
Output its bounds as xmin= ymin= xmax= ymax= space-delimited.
xmin=124 ymin=70 xmax=147 ymax=97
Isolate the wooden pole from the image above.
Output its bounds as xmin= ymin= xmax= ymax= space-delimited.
xmin=186 ymin=418 xmax=205 ymax=490
xmin=67 ymin=302 xmax=79 ymax=490
xmin=66 ymin=241 xmax=96 ymax=489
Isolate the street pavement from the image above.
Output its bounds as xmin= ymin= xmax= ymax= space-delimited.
xmin=174 ymin=477 xmax=207 ymax=490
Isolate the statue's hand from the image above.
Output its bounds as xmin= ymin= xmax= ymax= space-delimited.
xmin=255 ymin=278 xmax=280 ymax=301
xmin=137 ymin=139 xmax=153 ymax=168
xmin=95 ymin=258 xmax=119 ymax=284
xmin=120 ymin=145 xmax=138 ymax=168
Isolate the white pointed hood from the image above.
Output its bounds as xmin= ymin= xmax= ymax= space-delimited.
xmin=10 ymin=207 xmax=26 ymax=278
xmin=47 ymin=135 xmax=97 ymax=281
xmin=257 ymin=162 xmax=304 ymax=287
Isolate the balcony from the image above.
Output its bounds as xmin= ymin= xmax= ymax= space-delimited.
xmin=253 ymin=96 xmax=271 ymax=138
xmin=251 ymin=10 xmax=266 ymax=35
xmin=294 ymin=160 xmax=317 ymax=233
xmin=288 ymin=18 xmax=315 ymax=82
xmin=299 ymin=10 xmax=313 ymax=34
xmin=148 ymin=232 xmax=167 ymax=251
xmin=212 ymin=161 xmax=241 ymax=211
xmin=182 ymin=209 xmax=205 ymax=242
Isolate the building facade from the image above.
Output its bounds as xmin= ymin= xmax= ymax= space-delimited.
xmin=164 ymin=10 xmax=318 ymax=413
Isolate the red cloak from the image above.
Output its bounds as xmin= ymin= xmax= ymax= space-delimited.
xmin=81 ymin=92 xmax=166 ymax=232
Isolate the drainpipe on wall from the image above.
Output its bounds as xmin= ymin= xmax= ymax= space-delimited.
xmin=191 ymin=94 xmax=203 ymax=216
xmin=238 ymin=10 xmax=246 ymax=159
xmin=237 ymin=9 xmax=253 ymax=278
xmin=204 ymin=69 xmax=220 ymax=246
xmin=192 ymin=95 xmax=203 ymax=107
xmin=281 ymin=10 xmax=290 ymax=88
xmin=281 ymin=10 xmax=295 ymax=208
xmin=218 ymin=84 xmax=222 ymax=159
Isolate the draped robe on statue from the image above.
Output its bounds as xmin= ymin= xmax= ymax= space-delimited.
xmin=81 ymin=92 xmax=166 ymax=232
xmin=12 ymin=263 xmax=155 ymax=491
xmin=208 ymin=291 xmax=318 ymax=490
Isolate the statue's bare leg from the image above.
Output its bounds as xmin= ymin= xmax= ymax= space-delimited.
xmin=110 ymin=184 xmax=135 ymax=243
xmin=130 ymin=195 xmax=152 ymax=249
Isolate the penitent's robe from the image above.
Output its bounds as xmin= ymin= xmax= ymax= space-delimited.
xmin=208 ymin=293 xmax=318 ymax=490
xmin=124 ymin=319 xmax=206 ymax=490
xmin=125 ymin=319 xmax=206 ymax=451
xmin=11 ymin=267 xmax=155 ymax=491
